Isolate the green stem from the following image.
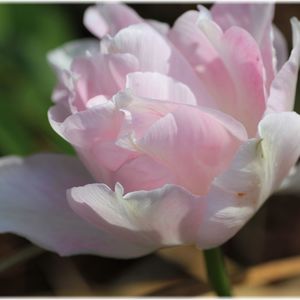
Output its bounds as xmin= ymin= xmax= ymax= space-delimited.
xmin=203 ymin=247 xmax=232 ymax=297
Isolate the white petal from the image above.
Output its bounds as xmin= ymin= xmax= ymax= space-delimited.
xmin=47 ymin=39 xmax=99 ymax=71
xmin=0 ymin=154 xmax=152 ymax=257
xmin=68 ymin=183 xmax=203 ymax=249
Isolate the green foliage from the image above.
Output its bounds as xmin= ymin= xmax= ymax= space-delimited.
xmin=0 ymin=4 xmax=77 ymax=156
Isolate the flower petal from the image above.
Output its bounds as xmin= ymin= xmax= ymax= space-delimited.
xmin=114 ymin=89 xmax=247 ymax=150
xmin=68 ymin=183 xmax=204 ymax=252
xmin=47 ymin=39 xmax=99 ymax=103
xmin=125 ymin=72 xmax=197 ymax=105
xmin=147 ymin=19 xmax=170 ymax=35
xmin=70 ymin=53 xmax=139 ymax=111
xmin=48 ymin=98 xmax=129 ymax=186
xmin=136 ymin=105 xmax=243 ymax=195
xmin=170 ymin=10 xmax=266 ymax=136
xmin=101 ymin=23 xmax=171 ymax=74
xmin=211 ymin=3 xmax=275 ymax=90
xmin=0 ymin=154 xmax=153 ymax=257
xmin=47 ymin=39 xmax=99 ymax=72
xmin=197 ymin=111 xmax=300 ymax=248
xmin=114 ymin=155 xmax=175 ymax=192
xmin=272 ymin=25 xmax=288 ymax=71
xmin=267 ymin=18 xmax=300 ymax=113
xmin=48 ymin=98 xmax=123 ymax=148
xmin=83 ymin=3 xmax=143 ymax=39
xmin=103 ymin=23 xmax=214 ymax=107
xmin=67 ymin=112 xmax=300 ymax=256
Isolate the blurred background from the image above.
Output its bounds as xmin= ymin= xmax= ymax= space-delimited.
xmin=1 ymin=2 xmax=300 ymax=296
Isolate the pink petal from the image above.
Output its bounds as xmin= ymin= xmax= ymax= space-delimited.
xmin=47 ymin=39 xmax=99 ymax=103
xmin=48 ymin=99 xmax=128 ymax=186
xmin=0 ymin=154 xmax=152 ymax=257
xmin=169 ymin=10 xmax=227 ymax=110
xmin=47 ymin=39 xmax=99 ymax=72
xmin=102 ymin=23 xmax=214 ymax=107
xmin=211 ymin=3 xmax=275 ymax=91
xmin=125 ymin=72 xmax=197 ymax=105
xmin=70 ymin=53 xmax=139 ymax=111
xmin=136 ymin=105 xmax=243 ymax=195
xmin=115 ymin=88 xmax=246 ymax=148
xmin=66 ymin=112 xmax=300 ymax=256
xmin=48 ymin=99 xmax=123 ymax=148
xmin=68 ymin=183 xmax=204 ymax=252
xmin=267 ymin=18 xmax=300 ymax=113
xmin=83 ymin=3 xmax=143 ymax=39
xmin=102 ymin=23 xmax=171 ymax=74
xmin=114 ymin=155 xmax=175 ymax=192
xmin=170 ymin=11 xmax=266 ymax=136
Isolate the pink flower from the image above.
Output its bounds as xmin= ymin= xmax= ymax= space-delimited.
xmin=1 ymin=3 xmax=300 ymax=258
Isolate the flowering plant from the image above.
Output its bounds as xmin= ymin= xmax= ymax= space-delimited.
xmin=1 ymin=3 xmax=300 ymax=265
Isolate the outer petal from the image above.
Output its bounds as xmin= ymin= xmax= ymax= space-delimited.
xmin=48 ymin=99 xmax=123 ymax=148
xmin=197 ymin=112 xmax=300 ymax=248
xmin=0 ymin=154 xmax=153 ymax=257
xmin=68 ymin=183 xmax=204 ymax=251
xmin=48 ymin=99 xmax=131 ymax=186
xmin=47 ymin=39 xmax=99 ymax=72
xmin=83 ymin=3 xmax=143 ymax=39
xmin=47 ymin=39 xmax=99 ymax=103
xmin=211 ymin=3 xmax=275 ymax=91
xmin=267 ymin=18 xmax=300 ymax=113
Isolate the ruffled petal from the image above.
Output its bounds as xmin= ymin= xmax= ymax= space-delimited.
xmin=0 ymin=154 xmax=154 ymax=257
xmin=68 ymin=183 xmax=204 ymax=254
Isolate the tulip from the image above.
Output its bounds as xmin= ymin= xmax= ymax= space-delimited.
xmin=1 ymin=4 xmax=300 ymax=295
